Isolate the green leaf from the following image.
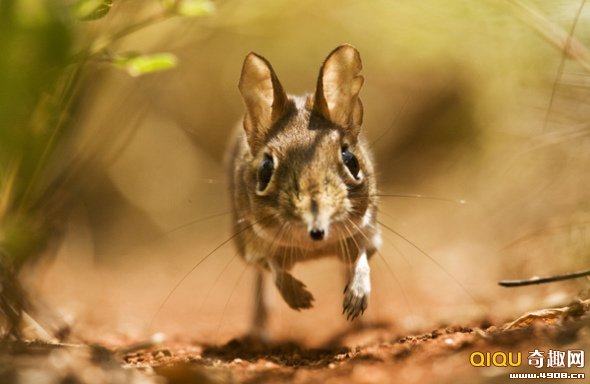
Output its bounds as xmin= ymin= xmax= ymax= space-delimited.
xmin=177 ymin=0 xmax=215 ymax=17
xmin=113 ymin=53 xmax=178 ymax=77
xmin=72 ymin=0 xmax=113 ymax=21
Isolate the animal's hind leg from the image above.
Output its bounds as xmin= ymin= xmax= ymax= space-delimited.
xmin=250 ymin=268 xmax=269 ymax=341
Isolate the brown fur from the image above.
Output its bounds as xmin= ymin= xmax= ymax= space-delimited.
xmin=229 ymin=45 xmax=380 ymax=335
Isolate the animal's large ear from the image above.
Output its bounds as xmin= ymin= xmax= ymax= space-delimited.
xmin=312 ymin=45 xmax=364 ymax=138
xmin=238 ymin=52 xmax=288 ymax=152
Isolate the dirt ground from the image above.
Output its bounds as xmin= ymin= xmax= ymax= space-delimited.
xmin=3 ymin=212 xmax=585 ymax=384
xmin=1 ymin=299 xmax=589 ymax=384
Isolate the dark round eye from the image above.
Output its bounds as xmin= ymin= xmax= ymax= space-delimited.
xmin=341 ymin=147 xmax=360 ymax=179
xmin=258 ymin=154 xmax=274 ymax=191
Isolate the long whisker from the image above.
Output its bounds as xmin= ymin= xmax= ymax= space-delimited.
xmin=286 ymin=225 xmax=293 ymax=273
xmin=377 ymin=218 xmax=478 ymax=303
xmin=369 ymin=96 xmax=410 ymax=146
xmin=163 ymin=210 xmax=231 ymax=235
xmin=253 ymin=221 xmax=289 ymax=338
xmin=205 ymin=222 xmax=280 ymax=336
xmin=373 ymin=193 xmax=468 ymax=206
xmin=214 ymin=258 xmax=250 ymax=341
xmin=365 ymin=214 xmax=410 ymax=267
xmin=277 ymin=222 xmax=291 ymax=334
xmin=216 ymin=219 xmax=288 ymax=341
xmin=336 ymin=226 xmax=352 ymax=276
xmin=349 ymin=193 xmax=469 ymax=206
xmin=106 ymin=210 xmax=232 ymax=264
xmin=147 ymin=214 xmax=275 ymax=331
xmin=338 ymin=226 xmax=350 ymax=268
xmin=285 ymin=226 xmax=296 ymax=306
xmin=202 ymin=227 xmax=260 ymax=333
xmin=260 ymin=220 xmax=288 ymax=282
xmin=298 ymin=240 xmax=310 ymax=307
xmin=341 ymin=219 xmax=361 ymax=257
xmin=275 ymin=222 xmax=291 ymax=290
xmin=196 ymin=248 xmax=241 ymax=316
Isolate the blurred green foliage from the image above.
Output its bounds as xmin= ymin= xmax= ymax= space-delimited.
xmin=72 ymin=0 xmax=113 ymax=21
xmin=0 ymin=0 xmax=212 ymax=267
xmin=0 ymin=0 xmax=214 ymax=337
xmin=113 ymin=52 xmax=179 ymax=77
xmin=0 ymin=0 xmax=73 ymax=266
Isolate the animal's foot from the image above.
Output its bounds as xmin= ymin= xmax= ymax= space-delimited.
xmin=274 ymin=272 xmax=315 ymax=310
xmin=343 ymin=250 xmax=371 ymax=320
xmin=342 ymin=282 xmax=371 ymax=321
xmin=342 ymin=277 xmax=370 ymax=321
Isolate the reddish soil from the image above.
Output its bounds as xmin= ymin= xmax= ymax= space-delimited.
xmin=2 ymin=301 xmax=589 ymax=384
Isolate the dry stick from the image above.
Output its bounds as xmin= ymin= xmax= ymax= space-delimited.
xmin=499 ymin=269 xmax=590 ymax=287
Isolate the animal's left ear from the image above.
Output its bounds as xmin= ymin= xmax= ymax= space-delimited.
xmin=312 ymin=45 xmax=364 ymax=138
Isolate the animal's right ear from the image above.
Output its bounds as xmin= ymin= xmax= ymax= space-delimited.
xmin=238 ymin=52 xmax=288 ymax=153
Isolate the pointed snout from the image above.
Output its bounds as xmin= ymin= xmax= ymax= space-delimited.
xmin=297 ymin=191 xmax=334 ymax=242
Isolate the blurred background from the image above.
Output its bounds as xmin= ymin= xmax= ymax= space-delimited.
xmin=2 ymin=0 xmax=590 ymax=346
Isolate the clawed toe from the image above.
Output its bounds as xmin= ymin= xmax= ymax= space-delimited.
xmin=342 ymin=284 xmax=369 ymax=321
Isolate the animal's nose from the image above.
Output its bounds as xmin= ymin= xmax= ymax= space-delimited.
xmin=309 ymin=228 xmax=325 ymax=241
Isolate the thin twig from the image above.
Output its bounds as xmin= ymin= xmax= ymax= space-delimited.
xmin=499 ymin=269 xmax=590 ymax=287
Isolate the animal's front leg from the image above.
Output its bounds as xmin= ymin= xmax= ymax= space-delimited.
xmin=343 ymin=249 xmax=370 ymax=320
xmin=268 ymin=259 xmax=314 ymax=310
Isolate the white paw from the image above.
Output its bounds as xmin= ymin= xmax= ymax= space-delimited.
xmin=343 ymin=252 xmax=370 ymax=320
